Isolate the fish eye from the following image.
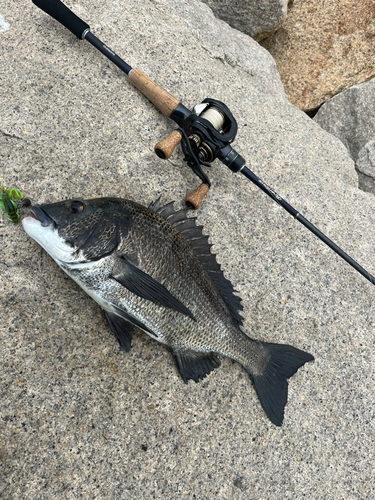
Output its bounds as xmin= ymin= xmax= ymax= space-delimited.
xmin=67 ymin=201 xmax=85 ymax=214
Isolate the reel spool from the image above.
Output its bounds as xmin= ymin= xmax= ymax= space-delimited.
xmin=155 ymin=99 xmax=245 ymax=209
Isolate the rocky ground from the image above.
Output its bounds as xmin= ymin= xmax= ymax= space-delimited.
xmin=1 ymin=1 xmax=374 ymax=499
xmin=260 ymin=0 xmax=375 ymax=112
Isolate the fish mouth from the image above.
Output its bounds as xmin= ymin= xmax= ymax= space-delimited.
xmin=29 ymin=206 xmax=55 ymax=227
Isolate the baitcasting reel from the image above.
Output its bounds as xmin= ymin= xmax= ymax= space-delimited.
xmin=154 ymin=99 xmax=246 ymax=208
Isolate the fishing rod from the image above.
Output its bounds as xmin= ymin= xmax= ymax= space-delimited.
xmin=31 ymin=0 xmax=375 ymax=287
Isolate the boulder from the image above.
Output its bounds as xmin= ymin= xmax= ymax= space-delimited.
xmin=313 ymin=79 xmax=375 ymax=161
xmin=313 ymin=78 xmax=375 ymax=193
xmin=260 ymin=0 xmax=375 ymax=111
xmin=1 ymin=1 xmax=374 ymax=498
xmin=200 ymin=0 xmax=288 ymax=40
xmin=356 ymin=140 xmax=375 ymax=193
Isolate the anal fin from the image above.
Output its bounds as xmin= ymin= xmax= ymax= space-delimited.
xmin=173 ymin=350 xmax=221 ymax=383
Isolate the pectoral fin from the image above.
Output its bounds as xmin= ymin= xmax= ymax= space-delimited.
xmin=111 ymin=257 xmax=195 ymax=320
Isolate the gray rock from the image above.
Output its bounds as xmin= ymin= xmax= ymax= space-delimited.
xmin=1 ymin=1 xmax=374 ymax=499
xmin=200 ymin=0 xmax=288 ymax=39
xmin=313 ymin=79 xmax=375 ymax=162
xmin=356 ymin=140 xmax=375 ymax=193
xmin=356 ymin=140 xmax=375 ymax=178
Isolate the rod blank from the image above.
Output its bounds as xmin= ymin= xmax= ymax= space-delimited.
xmin=32 ymin=0 xmax=89 ymax=39
xmin=32 ymin=0 xmax=190 ymax=120
xmin=241 ymin=166 xmax=375 ymax=285
xmin=84 ymin=32 xmax=132 ymax=74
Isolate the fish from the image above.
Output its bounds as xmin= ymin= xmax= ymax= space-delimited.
xmin=22 ymin=196 xmax=314 ymax=426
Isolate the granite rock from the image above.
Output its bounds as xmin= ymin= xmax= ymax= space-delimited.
xmin=313 ymin=79 xmax=375 ymax=161
xmin=313 ymin=78 xmax=375 ymax=194
xmin=200 ymin=0 xmax=288 ymax=40
xmin=357 ymin=140 xmax=375 ymax=178
xmin=260 ymin=0 xmax=375 ymax=111
xmin=356 ymin=140 xmax=375 ymax=193
xmin=1 ymin=0 xmax=375 ymax=499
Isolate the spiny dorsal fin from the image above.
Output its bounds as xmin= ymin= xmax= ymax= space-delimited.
xmin=149 ymin=199 xmax=244 ymax=326
xmin=148 ymin=196 xmax=162 ymax=212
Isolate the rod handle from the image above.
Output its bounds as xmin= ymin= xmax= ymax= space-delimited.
xmin=128 ymin=68 xmax=180 ymax=118
xmin=154 ymin=130 xmax=182 ymax=159
xmin=32 ymin=0 xmax=89 ymax=39
xmin=185 ymin=184 xmax=210 ymax=210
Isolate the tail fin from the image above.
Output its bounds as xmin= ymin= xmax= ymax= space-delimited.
xmin=250 ymin=344 xmax=314 ymax=426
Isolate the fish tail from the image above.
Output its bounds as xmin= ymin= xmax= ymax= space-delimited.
xmin=246 ymin=343 xmax=314 ymax=426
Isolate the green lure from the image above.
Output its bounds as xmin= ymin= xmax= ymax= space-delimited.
xmin=0 ymin=185 xmax=23 ymax=224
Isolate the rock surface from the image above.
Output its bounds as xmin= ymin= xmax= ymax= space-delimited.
xmin=200 ymin=0 xmax=288 ymax=40
xmin=357 ymin=140 xmax=375 ymax=177
xmin=356 ymin=140 xmax=375 ymax=193
xmin=313 ymin=78 xmax=375 ymax=194
xmin=314 ymin=79 xmax=375 ymax=161
xmin=261 ymin=0 xmax=375 ymax=111
xmin=1 ymin=1 xmax=375 ymax=499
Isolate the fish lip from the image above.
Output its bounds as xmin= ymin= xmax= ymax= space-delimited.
xmin=29 ymin=206 xmax=55 ymax=227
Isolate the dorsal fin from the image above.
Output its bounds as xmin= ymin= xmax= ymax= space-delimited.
xmin=148 ymin=196 xmax=162 ymax=212
xmin=149 ymin=199 xmax=244 ymax=326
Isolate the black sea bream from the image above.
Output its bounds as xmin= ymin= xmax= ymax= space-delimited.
xmin=22 ymin=197 xmax=314 ymax=426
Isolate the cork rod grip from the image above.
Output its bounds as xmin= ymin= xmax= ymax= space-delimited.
xmin=128 ymin=68 xmax=179 ymax=117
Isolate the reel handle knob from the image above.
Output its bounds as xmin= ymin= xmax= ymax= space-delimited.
xmin=184 ymin=183 xmax=210 ymax=210
xmin=154 ymin=130 xmax=182 ymax=159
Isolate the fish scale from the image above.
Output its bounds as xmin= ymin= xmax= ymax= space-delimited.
xmin=22 ymin=196 xmax=314 ymax=426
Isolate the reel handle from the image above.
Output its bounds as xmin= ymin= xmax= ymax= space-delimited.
xmin=154 ymin=130 xmax=182 ymax=159
xmin=184 ymin=183 xmax=210 ymax=210
xmin=32 ymin=0 xmax=89 ymax=39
